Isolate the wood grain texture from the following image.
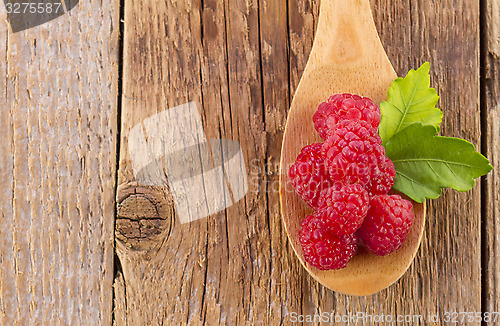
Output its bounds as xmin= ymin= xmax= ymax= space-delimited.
xmin=0 ymin=1 xmax=119 ymax=325
xmin=372 ymin=0 xmax=483 ymax=323
xmin=115 ymin=0 xmax=489 ymax=325
xmin=483 ymin=0 xmax=500 ymax=317
xmin=0 ymin=0 xmax=492 ymax=324
xmin=116 ymin=0 xmax=208 ymax=324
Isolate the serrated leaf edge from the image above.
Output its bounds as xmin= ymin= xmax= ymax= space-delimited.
xmin=386 ymin=123 xmax=493 ymax=202
xmin=379 ymin=62 xmax=443 ymax=145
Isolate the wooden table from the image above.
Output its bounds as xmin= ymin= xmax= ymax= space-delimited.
xmin=1 ymin=0 xmax=499 ymax=325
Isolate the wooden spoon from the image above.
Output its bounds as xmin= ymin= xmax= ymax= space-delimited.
xmin=279 ymin=0 xmax=426 ymax=296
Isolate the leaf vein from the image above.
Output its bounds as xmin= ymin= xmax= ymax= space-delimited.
xmin=425 ymin=161 xmax=440 ymax=178
xmin=394 ymin=158 xmax=476 ymax=168
xmin=444 ymin=161 xmax=461 ymax=181
xmin=394 ymin=71 xmax=427 ymax=133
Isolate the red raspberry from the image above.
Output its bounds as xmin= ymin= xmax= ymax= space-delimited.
xmin=366 ymin=156 xmax=396 ymax=197
xmin=313 ymin=93 xmax=381 ymax=139
xmin=316 ymin=184 xmax=369 ymax=236
xmin=289 ymin=143 xmax=334 ymax=209
xmin=299 ymin=214 xmax=358 ymax=270
xmin=358 ymin=195 xmax=414 ymax=256
xmin=321 ymin=120 xmax=385 ymax=186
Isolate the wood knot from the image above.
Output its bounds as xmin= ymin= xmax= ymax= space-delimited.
xmin=116 ymin=185 xmax=174 ymax=251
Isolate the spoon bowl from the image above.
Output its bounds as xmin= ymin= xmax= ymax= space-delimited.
xmin=279 ymin=0 xmax=426 ymax=296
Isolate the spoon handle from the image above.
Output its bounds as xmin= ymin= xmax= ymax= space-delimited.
xmin=311 ymin=0 xmax=389 ymax=68
xmin=320 ymin=0 xmax=372 ymax=13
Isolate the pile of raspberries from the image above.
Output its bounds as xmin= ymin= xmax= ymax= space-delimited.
xmin=289 ymin=93 xmax=414 ymax=271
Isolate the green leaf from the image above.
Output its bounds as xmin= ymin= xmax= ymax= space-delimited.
xmin=385 ymin=123 xmax=493 ymax=203
xmin=379 ymin=62 xmax=443 ymax=145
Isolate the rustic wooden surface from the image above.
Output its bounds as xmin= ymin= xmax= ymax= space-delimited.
xmin=1 ymin=0 xmax=498 ymax=325
xmin=374 ymin=1 xmax=486 ymax=323
xmin=0 ymin=1 xmax=119 ymax=325
xmin=114 ymin=0 xmax=493 ymax=325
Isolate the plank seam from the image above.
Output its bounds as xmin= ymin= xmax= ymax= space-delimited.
xmin=197 ymin=2 xmax=211 ymax=322
xmin=255 ymin=1 xmax=275 ymax=324
xmin=479 ymin=0 xmax=488 ymax=325
xmin=112 ymin=0 xmax=127 ymax=323
xmin=283 ymin=0 xmax=291 ymax=324
xmin=222 ymin=0 xmax=232 ymax=278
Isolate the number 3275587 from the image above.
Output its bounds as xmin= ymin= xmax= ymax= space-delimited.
xmin=6 ymin=2 xmax=63 ymax=14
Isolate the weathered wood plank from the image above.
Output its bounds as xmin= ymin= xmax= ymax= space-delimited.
xmin=115 ymin=0 xmax=291 ymax=324
xmin=373 ymin=0 xmax=483 ymax=323
xmin=116 ymin=0 xmax=209 ymax=325
xmin=483 ymin=0 xmax=500 ymax=317
xmin=0 ymin=2 xmax=119 ymax=325
xmin=116 ymin=0 xmax=486 ymax=325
